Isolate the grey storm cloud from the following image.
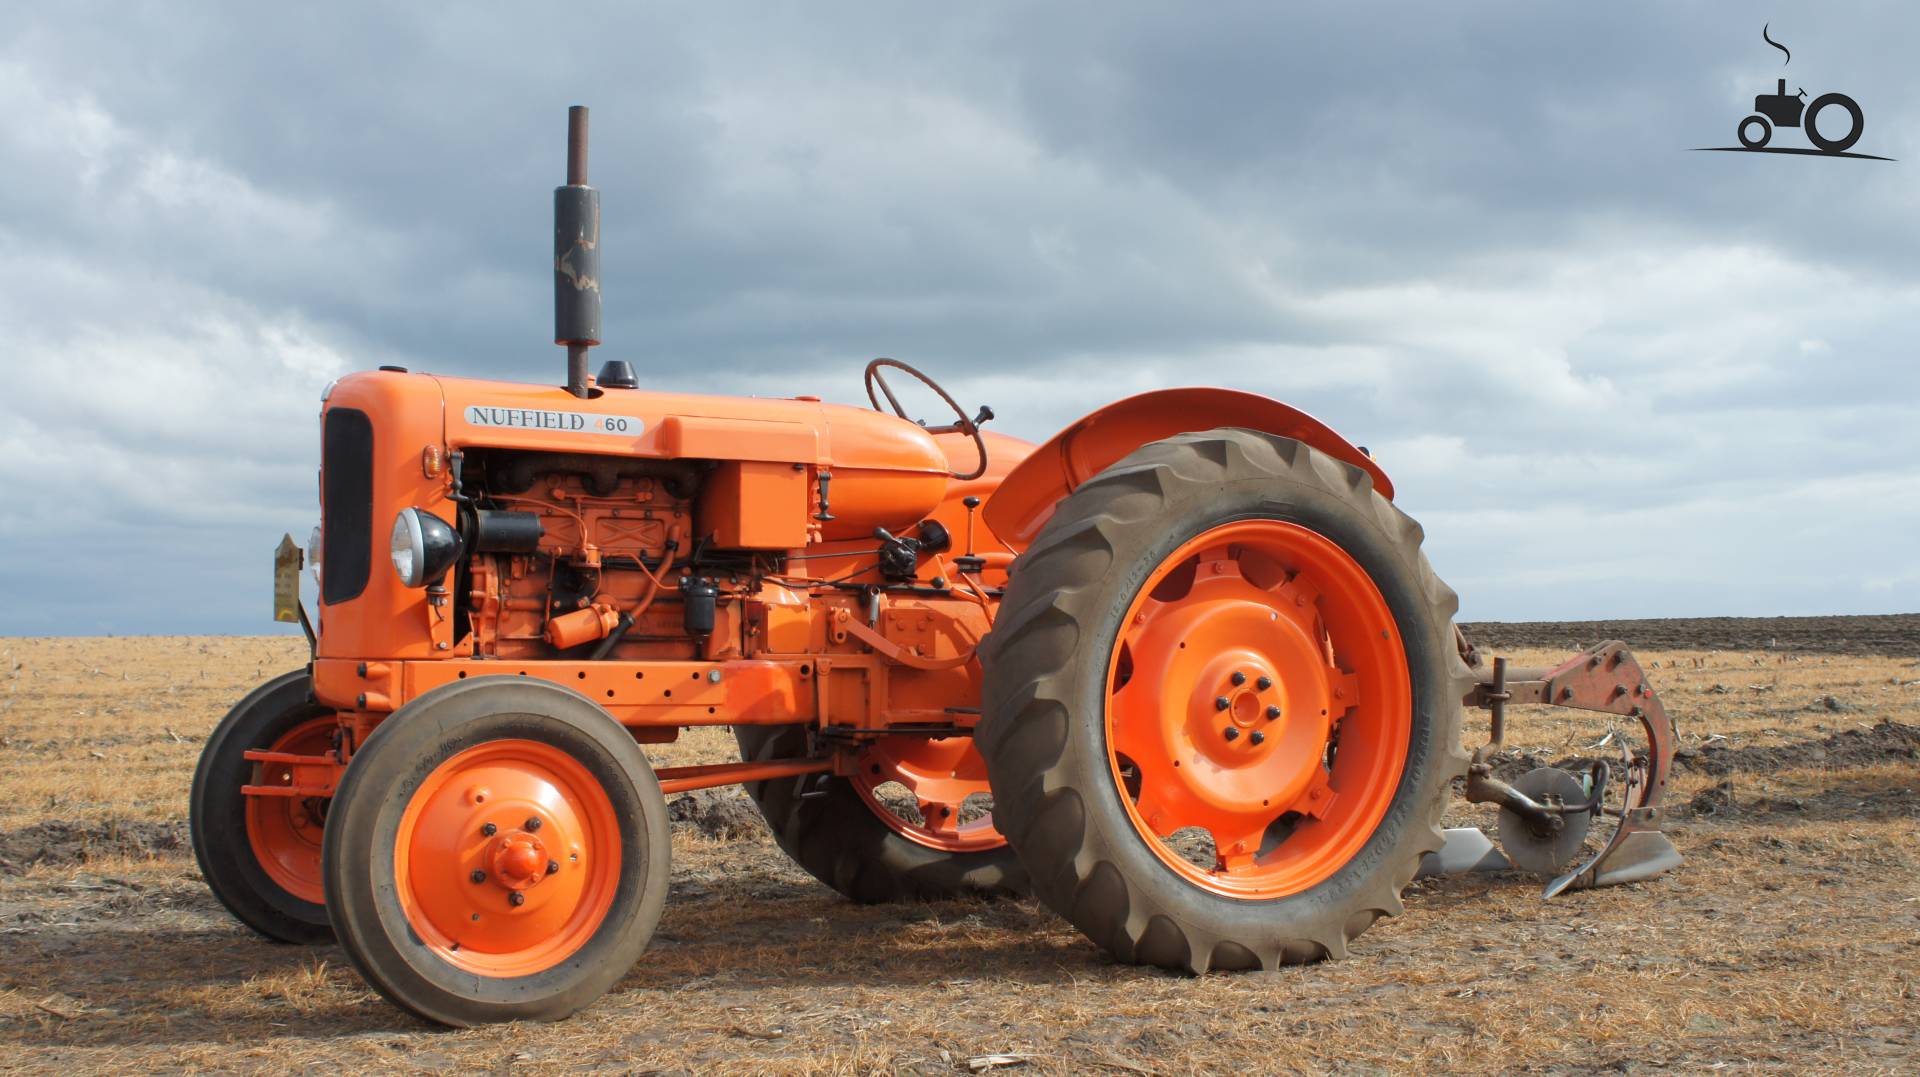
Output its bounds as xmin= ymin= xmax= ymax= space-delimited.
xmin=0 ymin=2 xmax=1915 ymax=634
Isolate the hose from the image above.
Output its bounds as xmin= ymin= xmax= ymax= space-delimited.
xmin=589 ymin=525 xmax=682 ymax=659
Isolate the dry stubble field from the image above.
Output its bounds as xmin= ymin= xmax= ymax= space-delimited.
xmin=1 ymin=615 xmax=1917 ymax=1075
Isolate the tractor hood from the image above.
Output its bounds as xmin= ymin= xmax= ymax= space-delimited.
xmin=414 ymin=371 xmax=950 ymax=475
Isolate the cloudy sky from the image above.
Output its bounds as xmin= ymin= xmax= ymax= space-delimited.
xmin=2 ymin=3 xmax=1914 ymax=635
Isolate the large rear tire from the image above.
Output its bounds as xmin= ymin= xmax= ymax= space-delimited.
xmin=1805 ymin=93 xmax=1863 ymax=154
xmin=322 ymin=677 xmax=669 ymax=1026
xmin=734 ymin=724 xmax=1027 ymax=902
xmin=978 ymin=429 xmax=1472 ymax=972
xmin=190 ymin=670 xmax=336 ymax=944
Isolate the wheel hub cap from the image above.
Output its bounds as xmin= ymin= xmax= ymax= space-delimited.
xmin=393 ymin=739 xmax=620 ymax=977
xmin=1145 ymin=586 xmax=1334 ymax=831
xmin=1106 ymin=519 xmax=1411 ymax=898
xmin=489 ymin=832 xmax=551 ymax=890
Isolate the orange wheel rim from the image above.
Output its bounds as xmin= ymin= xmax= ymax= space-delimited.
xmin=1104 ymin=519 xmax=1411 ymax=899
xmin=245 ymin=716 xmax=335 ymax=904
xmin=851 ymin=736 xmax=1005 ymax=853
xmin=393 ymin=739 xmax=622 ymax=977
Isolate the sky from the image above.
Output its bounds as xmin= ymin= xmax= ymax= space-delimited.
xmin=1 ymin=3 xmax=1915 ymax=635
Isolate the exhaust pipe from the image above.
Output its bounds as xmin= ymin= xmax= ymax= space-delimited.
xmin=554 ymin=105 xmax=600 ymax=398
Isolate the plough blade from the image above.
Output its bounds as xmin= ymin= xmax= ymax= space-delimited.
xmin=1416 ymin=827 xmax=1510 ymax=877
xmin=1543 ymin=826 xmax=1683 ymax=897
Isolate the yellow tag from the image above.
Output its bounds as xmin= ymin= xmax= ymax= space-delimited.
xmin=273 ymin=533 xmax=303 ymax=624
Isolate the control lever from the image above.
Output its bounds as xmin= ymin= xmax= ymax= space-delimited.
xmin=926 ymin=405 xmax=995 ymax=437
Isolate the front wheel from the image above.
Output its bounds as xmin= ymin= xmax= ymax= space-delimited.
xmin=1738 ymin=114 xmax=1772 ymax=149
xmin=979 ymin=429 xmax=1471 ymax=972
xmin=322 ymin=677 xmax=670 ymax=1026
xmin=190 ymin=670 xmax=336 ymax=944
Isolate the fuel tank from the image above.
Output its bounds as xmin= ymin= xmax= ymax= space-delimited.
xmin=420 ymin=371 xmax=953 ymax=541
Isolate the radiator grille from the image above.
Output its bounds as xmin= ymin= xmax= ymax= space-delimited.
xmin=321 ymin=407 xmax=374 ymax=605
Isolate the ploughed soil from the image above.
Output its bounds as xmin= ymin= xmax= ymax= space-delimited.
xmin=1 ymin=617 xmax=1917 ymax=1075
xmin=1460 ymin=612 xmax=1920 ymax=658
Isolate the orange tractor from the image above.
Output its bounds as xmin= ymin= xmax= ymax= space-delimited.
xmin=193 ymin=108 xmax=1681 ymax=1026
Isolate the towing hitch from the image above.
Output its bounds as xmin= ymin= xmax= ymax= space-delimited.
xmin=1421 ymin=640 xmax=1684 ymax=896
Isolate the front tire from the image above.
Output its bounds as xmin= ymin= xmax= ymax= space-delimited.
xmin=190 ymin=670 xmax=336 ymax=944
xmin=322 ymin=677 xmax=670 ymax=1026
xmin=978 ymin=429 xmax=1472 ymax=972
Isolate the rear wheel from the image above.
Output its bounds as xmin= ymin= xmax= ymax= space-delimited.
xmin=979 ymin=428 xmax=1471 ymax=971
xmin=734 ymin=724 xmax=1027 ymax=902
xmin=1805 ymin=93 xmax=1863 ymax=153
xmin=190 ymin=670 xmax=335 ymax=944
xmin=322 ymin=677 xmax=669 ymax=1026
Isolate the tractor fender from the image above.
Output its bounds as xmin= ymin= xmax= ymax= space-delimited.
xmin=980 ymin=387 xmax=1392 ymax=547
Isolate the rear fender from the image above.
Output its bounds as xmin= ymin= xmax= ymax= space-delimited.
xmin=981 ymin=388 xmax=1391 ymax=547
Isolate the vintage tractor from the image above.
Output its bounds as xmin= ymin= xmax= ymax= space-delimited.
xmin=1738 ymin=78 xmax=1864 ymax=154
xmin=192 ymin=108 xmax=1681 ymax=1026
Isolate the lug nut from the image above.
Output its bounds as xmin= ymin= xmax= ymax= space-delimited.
xmin=1250 ymin=731 xmax=1265 ymax=746
xmin=1214 ymin=696 xmax=1230 ymax=711
xmin=548 ymin=859 xmax=561 ymax=875
xmin=1266 ymin=705 xmax=1282 ymax=720
xmin=1230 ymin=671 xmax=1246 ymax=686
xmin=481 ymin=822 xmax=497 ymax=836
xmin=509 ymin=891 xmax=526 ymax=907
xmin=470 ymin=869 xmax=487 ymax=884
xmin=1223 ymin=728 xmax=1240 ymax=742
xmin=1257 ymin=676 xmax=1272 ymax=691
xmin=525 ymin=816 xmax=542 ymax=832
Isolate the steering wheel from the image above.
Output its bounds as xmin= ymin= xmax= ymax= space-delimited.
xmin=863 ymin=358 xmax=992 ymax=481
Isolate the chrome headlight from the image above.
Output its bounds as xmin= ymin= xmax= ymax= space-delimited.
xmin=390 ymin=508 xmax=463 ymax=587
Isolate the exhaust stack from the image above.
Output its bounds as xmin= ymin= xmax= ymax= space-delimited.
xmin=554 ymin=105 xmax=601 ymax=398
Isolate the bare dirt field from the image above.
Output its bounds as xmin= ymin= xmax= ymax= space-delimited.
xmin=2 ymin=617 xmax=1917 ymax=1075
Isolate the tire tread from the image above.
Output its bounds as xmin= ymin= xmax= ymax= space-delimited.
xmin=979 ymin=428 xmax=1473 ymax=972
